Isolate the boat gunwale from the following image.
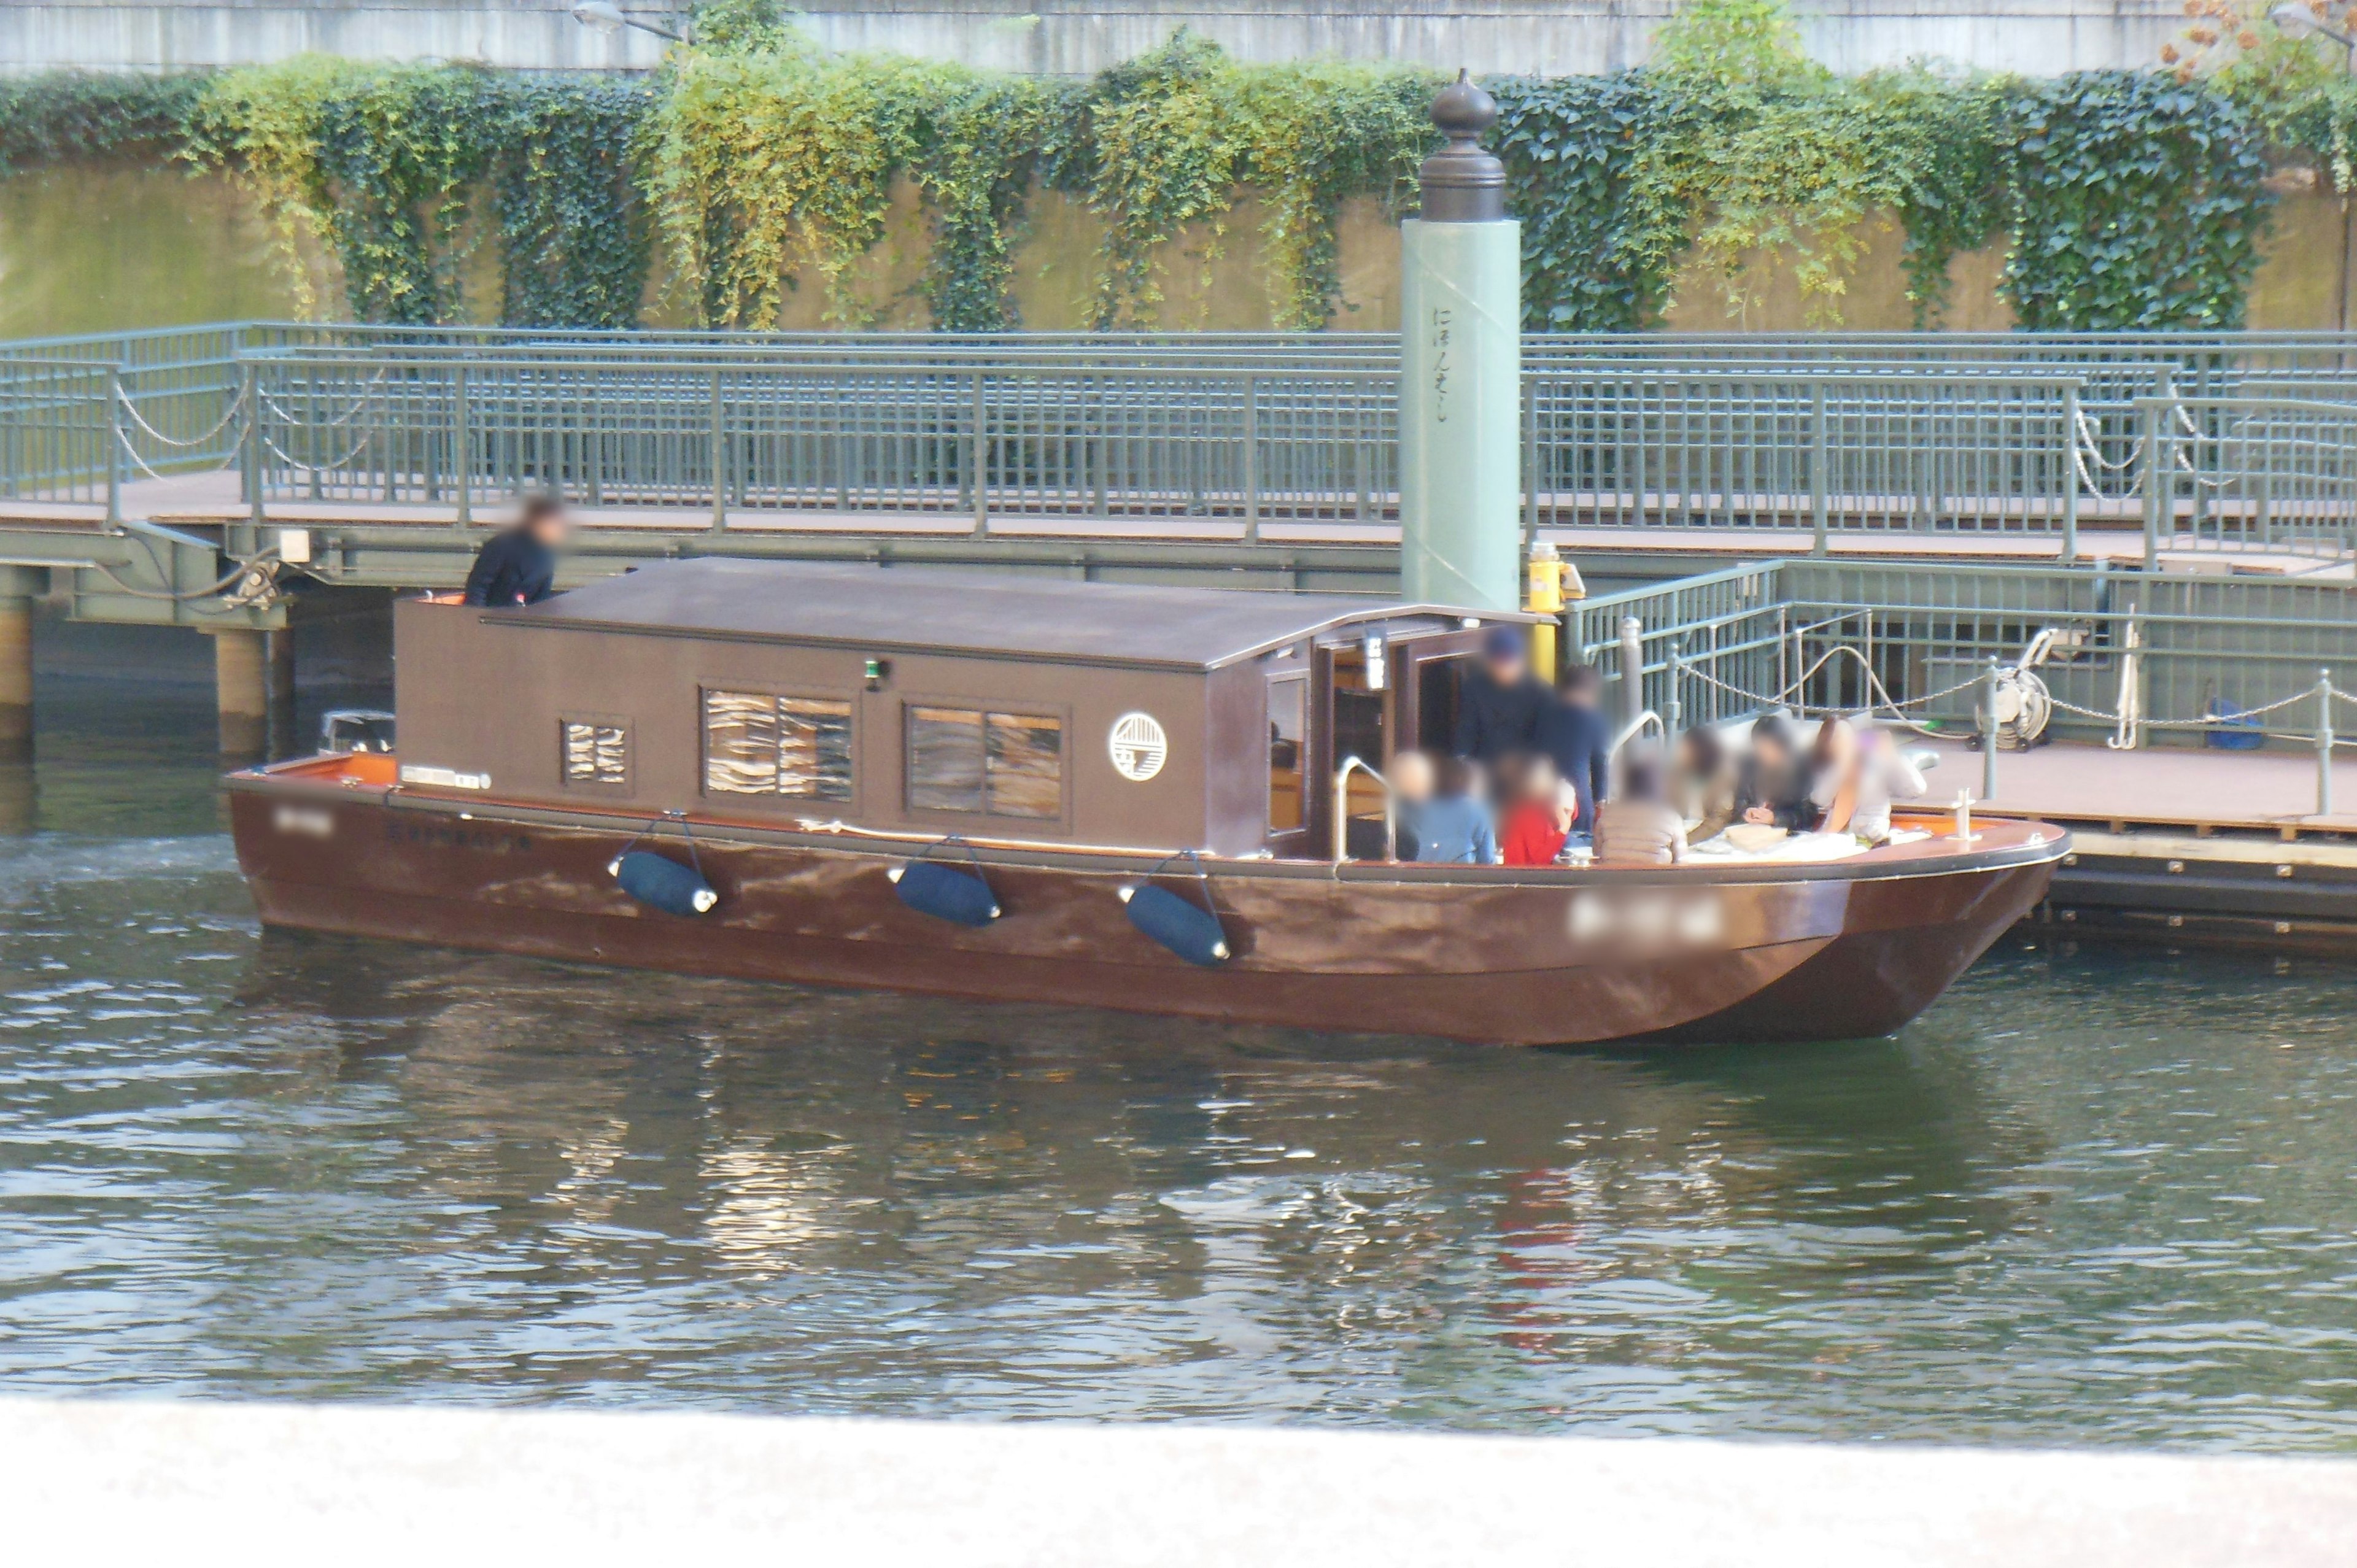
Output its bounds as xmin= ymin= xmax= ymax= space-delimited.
xmin=229 ymin=763 xmax=2072 ymax=890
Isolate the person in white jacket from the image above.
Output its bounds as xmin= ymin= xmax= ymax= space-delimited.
xmin=1811 ymin=716 xmax=1928 ymax=843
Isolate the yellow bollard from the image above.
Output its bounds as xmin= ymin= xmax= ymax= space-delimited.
xmin=1526 ymin=542 xmax=1563 ymax=683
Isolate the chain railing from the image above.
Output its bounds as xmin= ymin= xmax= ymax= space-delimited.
xmin=1572 ymin=557 xmax=2357 ymax=742
xmin=1572 ymin=558 xmax=2357 ymax=814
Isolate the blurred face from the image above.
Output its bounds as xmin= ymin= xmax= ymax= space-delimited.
xmin=1753 ymin=733 xmax=1790 ymax=771
xmin=1485 ymin=651 xmax=1527 ymax=686
xmin=1390 ymin=751 xmax=1434 ymax=803
xmin=526 ymin=508 xmax=571 ymax=549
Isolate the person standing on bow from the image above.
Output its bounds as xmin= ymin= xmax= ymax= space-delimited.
xmin=462 ymin=493 xmax=571 ymax=608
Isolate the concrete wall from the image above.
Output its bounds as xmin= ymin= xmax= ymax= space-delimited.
xmin=8 ymin=163 xmax=2350 ymax=337
xmin=1 ymin=0 xmax=2185 ymax=79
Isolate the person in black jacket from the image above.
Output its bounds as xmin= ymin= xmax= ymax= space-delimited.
xmin=1538 ymin=662 xmax=1612 ymax=835
xmin=1453 ymin=626 xmax=1551 ymax=766
xmin=462 ymin=494 xmax=570 ymax=608
xmin=1735 ymin=714 xmax=1818 ymax=831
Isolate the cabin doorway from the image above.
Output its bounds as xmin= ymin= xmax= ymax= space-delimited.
xmin=1307 ymin=630 xmax=1492 ymax=858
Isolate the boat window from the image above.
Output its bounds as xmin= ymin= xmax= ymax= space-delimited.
xmin=703 ymin=690 xmax=853 ymax=801
xmin=907 ymin=705 xmax=1063 ymax=819
xmin=560 ymin=720 xmax=629 ymax=787
xmin=1269 ymin=676 xmax=1306 ymax=832
xmin=986 ymin=712 xmax=1062 ymax=819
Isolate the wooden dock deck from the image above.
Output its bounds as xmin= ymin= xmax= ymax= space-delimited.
xmin=1919 ymin=738 xmax=2357 ymax=951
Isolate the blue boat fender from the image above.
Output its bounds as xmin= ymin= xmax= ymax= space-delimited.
xmin=608 ymin=850 xmax=718 ymax=916
xmin=1121 ymin=883 xmax=1230 ymax=965
xmin=890 ymin=859 xmax=1001 ymax=926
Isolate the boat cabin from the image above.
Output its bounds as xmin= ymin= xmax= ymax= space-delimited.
xmin=390 ymin=560 xmax=1542 ymax=857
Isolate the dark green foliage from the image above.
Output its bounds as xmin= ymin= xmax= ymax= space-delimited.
xmin=908 ymin=78 xmax=1082 ymax=333
xmin=0 ymin=71 xmax=211 ymax=173
xmin=306 ymin=66 xmax=497 ymax=325
xmin=5 ymin=44 xmax=2309 ymax=334
xmin=1871 ymin=76 xmax=2006 ymax=328
xmin=1490 ymin=72 xmax=1689 ymax=331
xmin=490 ymin=77 xmax=654 ymax=330
xmin=1999 ymin=71 xmax=2272 ymax=330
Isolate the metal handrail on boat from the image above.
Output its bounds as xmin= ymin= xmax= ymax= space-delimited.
xmin=1331 ymin=755 xmax=1398 ymax=865
xmin=1608 ymin=709 xmax=1668 ymax=766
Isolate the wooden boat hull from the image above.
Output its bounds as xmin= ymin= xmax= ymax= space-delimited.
xmin=228 ymin=773 xmax=2065 ymax=1047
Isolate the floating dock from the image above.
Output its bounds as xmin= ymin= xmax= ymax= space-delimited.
xmin=1938 ymin=740 xmax=2357 ymax=951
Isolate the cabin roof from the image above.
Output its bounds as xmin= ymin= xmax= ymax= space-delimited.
xmin=504 ymin=558 xmax=1534 ymax=670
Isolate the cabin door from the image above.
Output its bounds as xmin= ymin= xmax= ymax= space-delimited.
xmin=1309 ymin=631 xmax=1492 ymax=857
xmin=1310 ymin=642 xmax=1391 ymax=856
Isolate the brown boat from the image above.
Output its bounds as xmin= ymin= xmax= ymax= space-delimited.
xmin=228 ymin=561 xmax=2066 ymax=1046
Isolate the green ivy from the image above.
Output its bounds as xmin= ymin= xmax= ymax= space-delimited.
xmin=1999 ymin=72 xmax=2271 ymax=330
xmin=1490 ymin=74 xmax=1689 ymax=331
xmin=490 ymin=76 xmax=654 ymax=331
xmin=0 ymin=71 xmax=209 ymax=174
xmin=0 ymin=20 xmax=2320 ymax=336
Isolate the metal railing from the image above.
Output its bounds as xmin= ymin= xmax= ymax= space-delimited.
xmin=0 ymin=360 xmax=117 ymax=509
xmin=247 ymin=355 xmax=1398 ymax=532
xmin=1522 ymin=365 xmax=2124 ymax=549
xmin=2138 ymin=396 xmax=2357 ymax=566
xmin=1569 ymin=558 xmax=2357 ymax=748
xmin=10 ymin=324 xmax=2357 ymax=547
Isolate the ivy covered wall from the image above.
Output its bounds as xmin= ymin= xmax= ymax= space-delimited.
xmin=2 ymin=0 xmax=2354 ymax=336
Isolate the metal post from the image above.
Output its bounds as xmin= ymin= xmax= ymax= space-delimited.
xmin=1981 ymin=655 xmax=2000 ymax=803
xmin=1809 ymin=380 xmax=1829 ymax=557
xmin=1521 ymin=378 xmax=1540 ymax=554
xmin=1619 ymin=614 xmax=1644 ymax=731
xmin=1666 ymin=646 xmax=1684 ymax=753
xmin=2318 ymin=668 xmax=2336 ymax=819
xmin=1242 ymin=373 xmax=1260 ymax=545
xmin=709 ymin=368 xmax=726 ymax=533
xmin=2061 ymin=384 xmax=2080 ymax=563
xmin=452 ymin=364 xmax=471 ymax=530
xmin=104 ymin=372 xmax=121 ymax=527
xmin=242 ymin=360 xmax=263 ymax=528
xmin=970 ymin=369 xmax=989 ymax=538
xmin=2140 ymin=398 xmax=2162 ymax=571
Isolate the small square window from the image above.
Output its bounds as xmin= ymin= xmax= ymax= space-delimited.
xmin=561 ymin=719 xmax=629 ymax=787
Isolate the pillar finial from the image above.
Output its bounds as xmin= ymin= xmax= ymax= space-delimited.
xmin=1417 ymin=69 xmax=1505 ymax=223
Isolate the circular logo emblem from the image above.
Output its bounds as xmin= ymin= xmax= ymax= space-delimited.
xmin=1108 ymin=713 xmax=1168 ymax=782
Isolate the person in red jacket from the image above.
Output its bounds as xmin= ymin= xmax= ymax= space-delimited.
xmin=1499 ymin=756 xmax=1576 ymax=867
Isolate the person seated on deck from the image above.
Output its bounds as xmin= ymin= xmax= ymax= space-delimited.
xmin=1828 ymin=716 xmax=1930 ymax=844
xmin=462 ymin=493 xmax=571 ymax=608
xmin=1393 ymin=751 xmax=1498 ymax=865
xmin=1593 ymin=755 xmax=1688 ymax=867
xmin=1735 ymin=714 xmax=1817 ymax=832
xmin=1538 ymin=662 xmax=1612 ymax=836
xmin=1499 ymin=755 xmax=1578 ymax=868
xmin=1673 ymin=725 xmax=1741 ymax=843
xmin=1453 ymin=627 xmax=1551 ymax=768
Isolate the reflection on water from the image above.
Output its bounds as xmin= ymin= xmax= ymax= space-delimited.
xmin=1 ymin=681 xmax=2355 ymax=1448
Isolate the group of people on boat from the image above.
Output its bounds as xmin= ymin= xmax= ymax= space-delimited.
xmin=1391 ymin=626 xmax=1932 ymax=868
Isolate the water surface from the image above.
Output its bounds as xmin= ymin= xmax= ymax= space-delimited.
xmin=2 ymin=679 xmax=2355 ymax=1450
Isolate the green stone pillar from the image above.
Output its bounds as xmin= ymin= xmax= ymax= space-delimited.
xmin=1398 ymin=71 xmax=1521 ymax=614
